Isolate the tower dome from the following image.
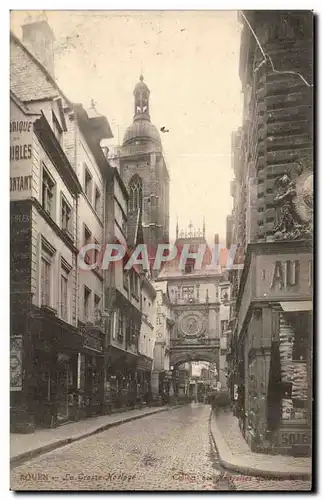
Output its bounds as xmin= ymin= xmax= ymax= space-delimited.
xmin=133 ymin=74 xmax=149 ymax=94
xmin=122 ymin=75 xmax=161 ymax=147
xmin=123 ymin=120 xmax=162 ymax=146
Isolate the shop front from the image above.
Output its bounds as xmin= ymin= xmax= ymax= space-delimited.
xmin=78 ymin=327 xmax=105 ymax=419
xmin=10 ymin=306 xmax=82 ymax=432
xmin=136 ymin=355 xmax=153 ymax=404
xmin=267 ymin=301 xmax=312 ymax=456
xmin=235 ymin=241 xmax=312 ymax=456
xmin=105 ymin=345 xmax=139 ymax=410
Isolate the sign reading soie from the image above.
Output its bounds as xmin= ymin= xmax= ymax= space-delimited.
xmin=10 ymin=100 xmax=34 ymax=201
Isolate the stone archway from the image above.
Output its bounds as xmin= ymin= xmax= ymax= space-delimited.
xmin=170 ymin=347 xmax=219 ymax=369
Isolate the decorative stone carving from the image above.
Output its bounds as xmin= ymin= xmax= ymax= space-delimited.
xmin=273 ymin=157 xmax=313 ymax=241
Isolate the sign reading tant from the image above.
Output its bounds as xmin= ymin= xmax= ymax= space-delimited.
xmin=10 ymin=175 xmax=32 ymax=193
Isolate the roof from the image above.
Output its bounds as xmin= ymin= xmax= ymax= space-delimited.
xmin=73 ymin=103 xmax=113 ymax=175
xmin=11 ymin=31 xmax=114 ymax=176
xmin=10 ymin=90 xmax=41 ymax=116
xmin=10 ymin=31 xmax=71 ymax=104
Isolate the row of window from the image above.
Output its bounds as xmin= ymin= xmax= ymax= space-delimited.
xmin=140 ymin=334 xmax=152 ymax=356
xmin=83 ymin=286 xmax=101 ymax=324
xmin=40 ymin=245 xmax=72 ymax=322
xmin=40 ymin=241 xmax=101 ymax=324
xmin=156 ymin=315 xmax=163 ymax=326
xmin=41 ymin=163 xmax=102 ymax=237
xmin=42 ymin=165 xmax=73 ymax=235
xmin=51 ymin=110 xmax=102 ymax=218
xmin=84 ymin=165 xmax=101 ymax=214
xmin=123 ymin=269 xmax=140 ymax=298
xmin=83 ymin=225 xmax=100 ymax=267
xmin=113 ymin=309 xmax=139 ymax=344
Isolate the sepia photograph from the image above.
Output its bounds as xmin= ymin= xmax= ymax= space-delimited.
xmin=9 ymin=8 xmax=313 ymax=492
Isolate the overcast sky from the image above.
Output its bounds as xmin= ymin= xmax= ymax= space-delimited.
xmin=10 ymin=10 xmax=243 ymax=242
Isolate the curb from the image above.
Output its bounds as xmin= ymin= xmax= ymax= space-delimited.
xmin=209 ymin=410 xmax=311 ymax=481
xmin=11 ymin=405 xmax=183 ymax=469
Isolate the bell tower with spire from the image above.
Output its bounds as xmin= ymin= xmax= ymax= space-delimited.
xmin=119 ymin=75 xmax=170 ymax=276
xmin=134 ymin=75 xmax=150 ymax=121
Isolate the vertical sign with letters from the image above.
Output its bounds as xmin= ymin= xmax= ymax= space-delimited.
xmin=10 ymin=202 xmax=32 ymax=293
xmin=10 ymin=100 xmax=34 ymax=201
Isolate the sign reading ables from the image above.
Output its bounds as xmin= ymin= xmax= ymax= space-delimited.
xmin=10 ymin=101 xmax=34 ymax=201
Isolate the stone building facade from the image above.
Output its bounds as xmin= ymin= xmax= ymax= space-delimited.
xmin=151 ymin=280 xmax=174 ymax=398
xmin=226 ymin=11 xmax=313 ymax=456
xmin=10 ymin=18 xmax=155 ymax=429
xmin=10 ymin=22 xmax=113 ymax=430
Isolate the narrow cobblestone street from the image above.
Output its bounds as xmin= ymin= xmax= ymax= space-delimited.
xmin=11 ymin=405 xmax=311 ymax=491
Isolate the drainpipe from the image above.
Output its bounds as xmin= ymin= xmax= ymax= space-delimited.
xmin=74 ymin=119 xmax=81 ymax=414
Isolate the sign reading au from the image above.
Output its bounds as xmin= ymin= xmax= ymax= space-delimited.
xmin=10 ymin=101 xmax=34 ymax=201
xmin=256 ymin=253 xmax=312 ymax=300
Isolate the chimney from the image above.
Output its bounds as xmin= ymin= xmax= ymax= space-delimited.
xmin=22 ymin=19 xmax=55 ymax=78
xmin=214 ymin=233 xmax=219 ymax=246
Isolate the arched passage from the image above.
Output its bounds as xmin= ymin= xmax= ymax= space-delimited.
xmin=170 ymin=347 xmax=219 ymax=369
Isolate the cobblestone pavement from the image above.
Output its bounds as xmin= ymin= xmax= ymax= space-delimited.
xmin=10 ymin=405 xmax=312 ymax=491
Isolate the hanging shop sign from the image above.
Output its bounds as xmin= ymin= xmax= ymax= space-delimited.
xmin=137 ymin=356 xmax=153 ymax=372
xmin=10 ymin=336 xmax=22 ymax=391
xmin=256 ymin=253 xmax=312 ymax=300
xmin=10 ymin=102 xmax=34 ymax=201
xmin=82 ymin=332 xmax=104 ymax=353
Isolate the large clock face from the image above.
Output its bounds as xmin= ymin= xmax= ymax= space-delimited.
xmin=178 ymin=311 xmax=206 ymax=338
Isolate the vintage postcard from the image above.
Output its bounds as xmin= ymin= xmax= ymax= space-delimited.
xmin=10 ymin=9 xmax=313 ymax=491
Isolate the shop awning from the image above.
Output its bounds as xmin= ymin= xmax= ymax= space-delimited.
xmin=137 ymin=355 xmax=153 ymax=372
xmin=280 ymin=301 xmax=312 ymax=312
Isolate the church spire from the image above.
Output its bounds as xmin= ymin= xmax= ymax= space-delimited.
xmin=133 ymin=74 xmax=150 ymax=122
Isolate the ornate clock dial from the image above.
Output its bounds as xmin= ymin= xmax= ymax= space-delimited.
xmin=178 ymin=311 xmax=206 ymax=338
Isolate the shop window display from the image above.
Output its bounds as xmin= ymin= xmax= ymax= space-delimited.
xmin=279 ymin=312 xmax=310 ymax=424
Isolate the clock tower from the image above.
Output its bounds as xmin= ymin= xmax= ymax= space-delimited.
xmin=119 ymin=75 xmax=170 ymax=275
